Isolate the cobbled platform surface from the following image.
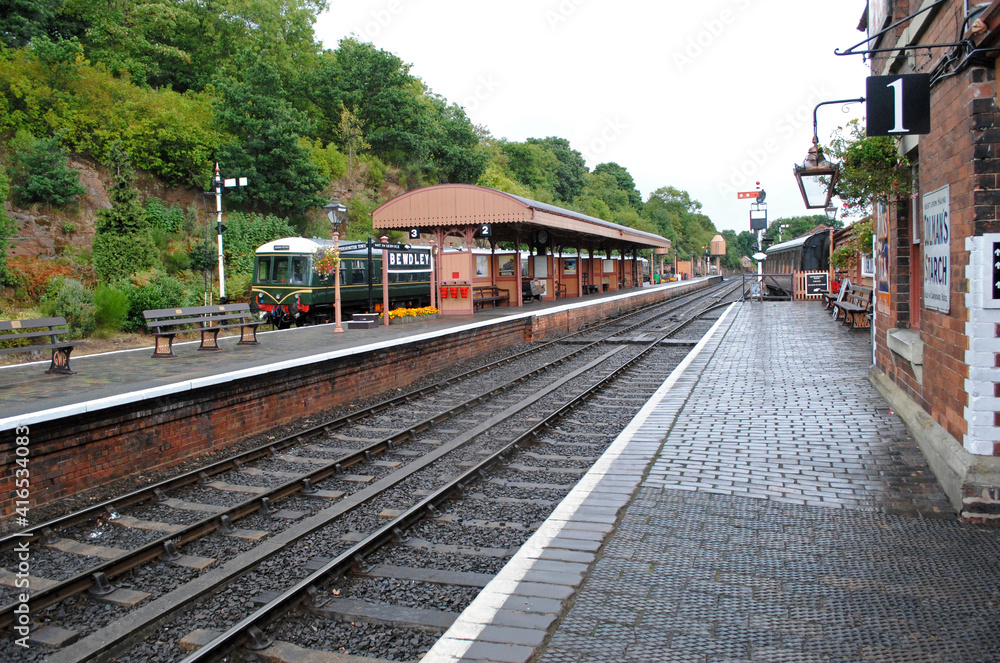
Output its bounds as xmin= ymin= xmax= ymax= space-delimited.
xmin=427 ymin=301 xmax=1000 ymax=663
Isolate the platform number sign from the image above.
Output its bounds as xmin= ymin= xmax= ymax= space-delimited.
xmin=866 ymin=74 xmax=931 ymax=137
xmin=476 ymin=223 xmax=492 ymax=238
xmin=408 ymin=227 xmax=420 ymax=240
xmin=982 ymin=234 xmax=1000 ymax=308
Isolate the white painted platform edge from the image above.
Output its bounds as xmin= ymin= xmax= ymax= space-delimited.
xmin=420 ymin=301 xmax=738 ymax=662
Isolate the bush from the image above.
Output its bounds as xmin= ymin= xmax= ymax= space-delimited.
xmin=93 ymin=284 xmax=129 ymax=337
xmin=145 ymin=197 xmax=185 ymax=233
xmin=121 ymin=273 xmax=190 ymax=332
xmin=92 ymin=231 xmax=158 ymax=282
xmin=8 ymin=129 xmax=86 ymax=207
xmin=5 ymin=256 xmax=74 ymax=303
xmin=40 ymin=278 xmax=94 ymax=337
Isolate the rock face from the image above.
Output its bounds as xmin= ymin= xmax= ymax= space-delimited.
xmin=8 ymin=156 xmax=201 ymax=259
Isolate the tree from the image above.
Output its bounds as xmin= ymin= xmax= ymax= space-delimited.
xmin=502 ymin=141 xmax=560 ymax=200
xmin=525 ymin=136 xmax=588 ymax=203
xmin=1 ymin=0 xmax=64 ymax=48
xmin=593 ymin=162 xmax=642 ymax=210
xmin=8 ymin=129 xmax=86 ymax=206
xmin=338 ymin=106 xmax=369 ymax=177
xmin=92 ymin=145 xmax=157 ymax=281
xmin=214 ymin=58 xmax=326 ymax=215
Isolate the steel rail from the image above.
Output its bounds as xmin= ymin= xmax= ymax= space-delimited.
xmin=179 ymin=293 xmax=739 ymax=663
xmin=1 ymin=280 xmax=715 ymax=552
xmin=0 ymin=281 xmax=731 ymax=630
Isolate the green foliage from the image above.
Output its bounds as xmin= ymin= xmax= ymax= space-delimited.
xmin=92 ymin=146 xmax=158 ymax=281
xmin=1 ymin=0 xmax=67 ymax=49
xmin=502 ymin=141 xmax=560 ymax=200
xmin=0 ymin=45 xmax=220 ymax=186
xmin=93 ymin=283 xmax=129 ymax=336
xmin=593 ymin=162 xmax=642 ymax=210
xmin=300 ymin=137 xmax=347 ymax=181
xmin=0 ymin=165 xmax=16 ymax=285
xmin=92 ymin=231 xmax=157 ymax=282
xmin=144 ymin=196 xmax=184 ymax=233
xmin=763 ymin=215 xmax=836 ymax=244
xmin=120 ymin=272 xmax=190 ymax=332
xmin=222 ymin=212 xmax=297 ymax=275
xmin=8 ymin=129 xmax=86 ymax=206
xmin=214 ymin=58 xmax=326 ymax=215
xmin=828 ymin=119 xmax=911 ymax=213
xmin=361 ymin=154 xmax=388 ymax=190
xmin=830 ymin=217 xmax=874 ymax=271
xmin=40 ymin=277 xmax=94 ymax=337
xmin=524 ymin=137 xmax=588 ymax=203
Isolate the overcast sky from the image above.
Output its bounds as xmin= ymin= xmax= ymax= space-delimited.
xmin=315 ymin=0 xmax=871 ymax=235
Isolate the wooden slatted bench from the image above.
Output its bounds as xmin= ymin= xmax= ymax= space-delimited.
xmin=143 ymin=304 xmax=263 ymax=358
xmin=472 ymin=286 xmax=510 ymax=310
xmin=0 ymin=317 xmax=85 ymax=374
xmin=834 ymin=285 xmax=873 ymax=329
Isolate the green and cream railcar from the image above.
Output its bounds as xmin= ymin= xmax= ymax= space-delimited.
xmin=251 ymin=237 xmax=431 ymax=327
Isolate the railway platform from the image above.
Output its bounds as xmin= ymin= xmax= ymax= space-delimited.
xmin=0 ymin=282 xmax=686 ymax=424
xmin=425 ymin=301 xmax=1000 ymax=663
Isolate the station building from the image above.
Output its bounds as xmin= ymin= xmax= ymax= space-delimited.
xmin=372 ymin=184 xmax=672 ymax=315
xmin=862 ymin=0 xmax=1000 ymax=520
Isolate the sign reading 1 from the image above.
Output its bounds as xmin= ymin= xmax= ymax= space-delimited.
xmin=866 ymin=74 xmax=931 ymax=137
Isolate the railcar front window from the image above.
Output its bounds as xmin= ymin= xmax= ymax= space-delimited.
xmin=290 ymin=256 xmax=309 ymax=284
xmin=256 ymin=257 xmax=271 ymax=283
xmin=272 ymin=257 xmax=290 ymax=283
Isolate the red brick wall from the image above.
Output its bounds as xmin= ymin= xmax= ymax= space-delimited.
xmin=872 ymin=2 xmax=983 ymax=446
xmin=1 ymin=282 xmax=709 ymax=521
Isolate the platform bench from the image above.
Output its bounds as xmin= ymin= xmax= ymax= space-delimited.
xmin=143 ymin=304 xmax=263 ymax=358
xmin=833 ymin=285 xmax=873 ymax=329
xmin=0 ymin=317 xmax=84 ymax=374
xmin=473 ymin=286 xmax=510 ymax=310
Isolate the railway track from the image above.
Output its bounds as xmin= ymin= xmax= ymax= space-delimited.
xmin=3 ymin=280 xmax=740 ymax=662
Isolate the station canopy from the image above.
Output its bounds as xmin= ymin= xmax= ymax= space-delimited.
xmin=372 ymin=184 xmax=671 ymax=252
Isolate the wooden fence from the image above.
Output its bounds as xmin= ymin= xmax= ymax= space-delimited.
xmin=793 ymin=271 xmax=831 ymax=300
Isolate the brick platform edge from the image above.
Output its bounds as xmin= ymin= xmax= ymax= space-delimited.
xmin=870 ymin=366 xmax=1000 ymax=523
xmin=0 ymin=280 xmax=711 ymax=523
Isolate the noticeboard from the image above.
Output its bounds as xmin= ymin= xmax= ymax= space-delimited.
xmin=805 ymin=273 xmax=829 ymax=296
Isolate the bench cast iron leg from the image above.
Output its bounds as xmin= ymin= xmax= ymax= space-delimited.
xmin=152 ymin=335 xmax=175 ymax=358
xmin=238 ymin=324 xmax=260 ymax=346
xmin=199 ymin=329 xmax=222 ymax=351
xmin=46 ymin=347 xmax=75 ymax=375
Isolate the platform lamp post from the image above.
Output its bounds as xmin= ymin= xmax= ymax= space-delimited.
xmin=825 ymin=204 xmax=838 ymax=284
xmin=324 ymin=198 xmax=348 ymax=333
xmin=429 ymin=238 xmax=437 ymax=309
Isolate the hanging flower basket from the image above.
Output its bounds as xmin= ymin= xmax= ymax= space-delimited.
xmin=313 ymin=246 xmax=341 ymax=276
